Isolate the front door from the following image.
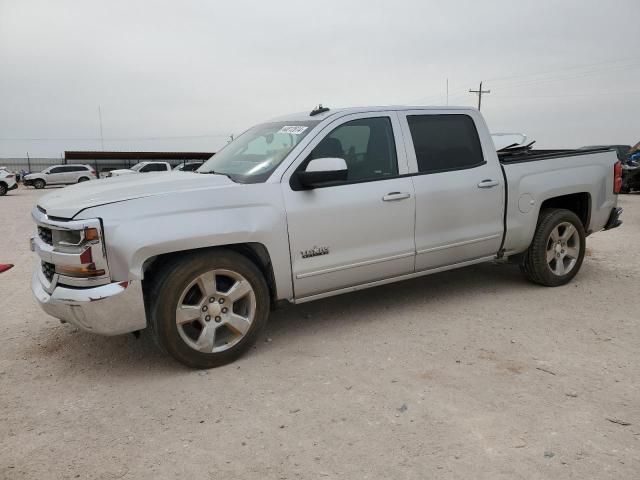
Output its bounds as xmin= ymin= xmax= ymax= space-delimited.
xmin=46 ymin=166 xmax=68 ymax=185
xmin=282 ymin=113 xmax=416 ymax=299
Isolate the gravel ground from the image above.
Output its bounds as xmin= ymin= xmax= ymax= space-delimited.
xmin=1 ymin=187 xmax=638 ymax=479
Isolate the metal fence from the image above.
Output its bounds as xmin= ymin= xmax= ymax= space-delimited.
xmin=1 ymin=157 xmax=206 ymax=177
xmin=0 ymin=158 xmax=61 ymax=174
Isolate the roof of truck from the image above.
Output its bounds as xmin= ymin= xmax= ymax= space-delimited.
xmin=268 ymin=105 xmax=475 ymax=122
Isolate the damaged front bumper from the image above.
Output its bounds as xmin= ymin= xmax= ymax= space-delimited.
xmin=31 ymin=270 xmax=147 ymax=335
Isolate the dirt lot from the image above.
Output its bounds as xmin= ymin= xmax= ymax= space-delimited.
xmin=0 ymin=187 xmax=638 ymax=479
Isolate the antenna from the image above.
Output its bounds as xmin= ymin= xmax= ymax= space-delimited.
xmin=98 ymin=106 xmax=104 ymax=150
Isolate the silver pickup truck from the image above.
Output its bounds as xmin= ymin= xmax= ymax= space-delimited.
xmin=30 ymin=106 xmax=623 ymax=368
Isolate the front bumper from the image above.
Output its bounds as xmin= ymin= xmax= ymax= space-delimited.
xmin=31 ymin=270 xmax=147 ymax=335
xmin=23 ymin=179 xmax=34 ymax=186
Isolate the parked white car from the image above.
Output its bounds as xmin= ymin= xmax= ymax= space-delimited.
xmin=0 ymin=167 xmax=18 ymax=196
xmin=30 ymin=106 xmax=622 ymax=368
xmin=108 ymin=161 xmax=171 ymax=177
xmin=24 ymin=165 xmax=96 ymax=189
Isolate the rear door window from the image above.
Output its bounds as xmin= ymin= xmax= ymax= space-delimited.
xmin=407 ymin=114 xmax=485 ymax=174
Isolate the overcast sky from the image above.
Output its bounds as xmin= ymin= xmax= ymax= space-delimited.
xmin=1 ymin=0 xmax=639 ymax=157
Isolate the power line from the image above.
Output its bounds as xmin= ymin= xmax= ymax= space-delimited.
xmin=491 ymin=90 xmax=640 ymax=98
xmin=405 ymin=57 xmax=640 ymax=105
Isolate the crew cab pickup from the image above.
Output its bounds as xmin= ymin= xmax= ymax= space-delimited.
xmin=30 ymin=106 xmax=622 ymax=368
xmin=108 ymin=161 xmax=172 ymax=177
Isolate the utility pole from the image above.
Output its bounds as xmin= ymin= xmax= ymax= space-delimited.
xmin=98 ymin=106 xmax=104 ymax=150
xmin=446 ymin=78 xmax=449 ymax=106
xmin=27 ymin=152 xmax=31 ymax=172
xmin=469 ymin=81 xmax=490 ymax=110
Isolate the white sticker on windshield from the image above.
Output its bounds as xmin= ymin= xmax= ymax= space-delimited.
xmin=278 ymin=125 xmax=308 ymax=135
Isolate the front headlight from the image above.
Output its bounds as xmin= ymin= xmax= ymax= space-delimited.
xmin=53 ymin=227 xmax=100 ymax=248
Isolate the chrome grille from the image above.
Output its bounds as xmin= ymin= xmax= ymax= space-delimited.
xmin=42 ymin=261 xmax=55 ymax=281
xmin=38 ymin=226 xmax=53 ymax=246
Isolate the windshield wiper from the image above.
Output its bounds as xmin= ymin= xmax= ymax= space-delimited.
xmin=198 ymin=170 xmax=236 ymax=182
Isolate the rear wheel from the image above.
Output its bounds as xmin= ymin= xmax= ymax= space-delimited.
xmin=148 ymin=249 xmax=270 ymax=368
xmin=34 ymin=179 xmax=45 ymax=189
xmin=77 ymin=177 xmax=89 ymax=183
xmin=520 ymin=209 xmax=586 ymax=286
xmin=0 ymin=183 xmax=7 ymax=196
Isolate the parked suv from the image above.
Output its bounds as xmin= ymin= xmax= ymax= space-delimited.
xmin=24 ymin=165 xmax=96 ymax=189
xmin=0 ymin=167 xmax=18 ymax=196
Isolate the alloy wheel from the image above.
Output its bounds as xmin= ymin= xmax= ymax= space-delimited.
xmin=546 ymin=221 xmax=580 ymax=276
xmin=175 ymin=269 xmax=256 ymax=353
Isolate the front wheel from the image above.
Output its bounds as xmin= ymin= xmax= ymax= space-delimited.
xmin=520 ymin=209 xmax=586 ymax=286
xmin=33 ymin=179 xmax=46 ymax=189
xmin=147 ymin=250 xmax=270 ymax=368
xmin=0 ymin=183 xmax=7 ymax=196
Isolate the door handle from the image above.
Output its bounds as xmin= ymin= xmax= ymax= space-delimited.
xmin=382 ymin=192 xmax=411 ymax=202
xmin=477 ymin=179 xmax=499 ymax=188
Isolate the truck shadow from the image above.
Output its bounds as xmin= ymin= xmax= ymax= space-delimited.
xmin=28 ymin=260 xmax=585 ymax=377
xmin=266 ymin=262 xmax=526 ymax=341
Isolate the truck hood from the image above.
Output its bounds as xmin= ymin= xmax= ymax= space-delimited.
xmin=38 ymin=172 xmax=235 ymax=218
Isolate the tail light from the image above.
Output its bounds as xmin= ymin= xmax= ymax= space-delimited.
xmin=91 ymin=169 xmax=96 ymax=176
xmin=5 ymin=174 xmax=14 ymax=178
xmin=614 ymin=161 xmax=622 ymax=194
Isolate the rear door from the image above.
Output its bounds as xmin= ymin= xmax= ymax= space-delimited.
xmin=282 ymin=112 xmax=416 ymax=299
xmin=398 ymin=110 xmax=504 ymax=271
xmin=66 ymin=166 xmax=85 ymax=183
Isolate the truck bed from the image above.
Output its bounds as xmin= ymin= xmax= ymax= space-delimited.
xmin=499 ymin=146 xmax=618 ymax=257
xmin=498 ymin=146 xmax=614 ymax=164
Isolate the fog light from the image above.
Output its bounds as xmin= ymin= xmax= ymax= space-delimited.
xmin=55 ymin=264 xmax=105 ymax=278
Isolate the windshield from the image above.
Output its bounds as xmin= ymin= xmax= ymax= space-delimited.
xmin=130 ymin=163 xmax=146 ymax=171
xmin=198 ymin=121 xmax=320 ymax=182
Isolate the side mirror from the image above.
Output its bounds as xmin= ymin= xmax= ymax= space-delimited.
xmin=296 ymin=157 xmax=347 ymax=189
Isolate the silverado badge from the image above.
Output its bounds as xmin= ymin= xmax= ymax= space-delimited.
xmin=301 ymin=246 xmax=329 ymax=259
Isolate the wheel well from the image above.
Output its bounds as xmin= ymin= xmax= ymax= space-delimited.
xmin=142 ymin=243 xmax=278 ymax=307
xmin=539 ymin=192 xmax=591 ymax=230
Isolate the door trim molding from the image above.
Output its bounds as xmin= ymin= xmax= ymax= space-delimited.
xmin=294 ymin=255 xmax=496 ymax=303
xmin=416 ymin=233 xmax=501 ymax=255
xmin=295 ymin=251 xmax=415 ymax=279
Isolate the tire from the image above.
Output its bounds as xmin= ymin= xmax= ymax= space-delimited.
xmin=147 ymin=249 xmax=270 ymax=368
xmin=77 ymin=177 xmax=90 ymax=183
xmin=34 ymin=179 xmax=46 ymax=189
xmin=520 ymin=208 xmax=586 ymax=286
xmin=0 ymin=183 xmax=7 ymax=196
